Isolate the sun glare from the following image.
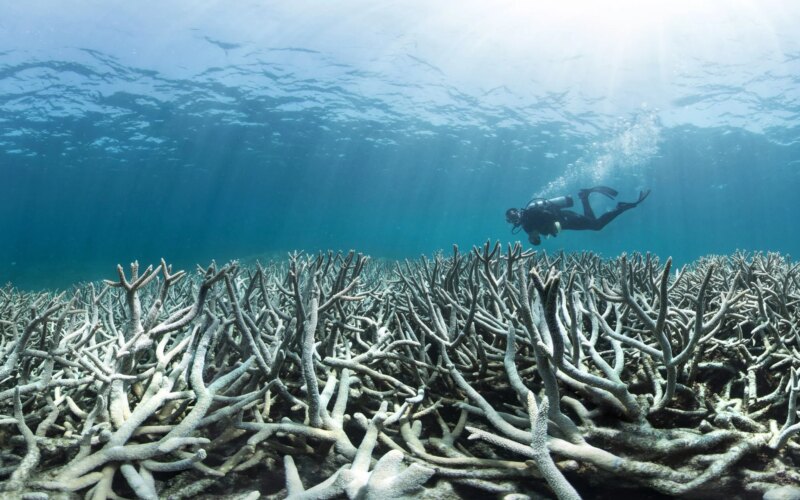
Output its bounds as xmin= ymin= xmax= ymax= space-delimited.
xmin=419 ymin=0 xmax=787 ymax=112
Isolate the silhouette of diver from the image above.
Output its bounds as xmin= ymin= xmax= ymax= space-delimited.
xmin=505 ymin=186 xmax=651 ymax=245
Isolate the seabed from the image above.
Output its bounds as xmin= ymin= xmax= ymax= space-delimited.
xmin=1 ymin=243 xmax=799 ymax=500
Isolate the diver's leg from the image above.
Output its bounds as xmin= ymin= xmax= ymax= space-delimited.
xmin=558 ymin=211 xmax=593 ymax=230
xmin=578 ymin=191 xmax=597 ymax=219
xmin=587 ymin=208 xmax=627 ymax=230
xmin=588 ymin=191 xmax=650 ymax=229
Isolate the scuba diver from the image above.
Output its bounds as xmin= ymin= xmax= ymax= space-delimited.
xmin=505 ymin=186 xmax=651 ymax=245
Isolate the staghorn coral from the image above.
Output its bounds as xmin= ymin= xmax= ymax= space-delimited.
xmin=0 ymin=245 xmax=799 ymax=499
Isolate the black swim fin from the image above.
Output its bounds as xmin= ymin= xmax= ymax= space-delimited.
xmin=579 ymin=186 xmax=619 ymax=199
xmin=616 ymin=189 xmax=651 ymax=210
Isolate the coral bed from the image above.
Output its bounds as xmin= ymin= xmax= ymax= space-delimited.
xmin=1 ymin=244 xmax=799 ymax=499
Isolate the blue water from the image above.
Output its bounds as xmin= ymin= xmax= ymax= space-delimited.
xmin=2 ymin=1 xmax=800 ymax=289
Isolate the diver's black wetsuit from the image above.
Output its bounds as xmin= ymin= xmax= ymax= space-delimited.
xmin=510 ymin=186 xmax=650 ymax=245
xmin=522 ymin=192 xmax=623 ymax=235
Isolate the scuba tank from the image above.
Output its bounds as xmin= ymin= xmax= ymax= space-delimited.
xmin=526 ymin=195 xmax=574 ymax=210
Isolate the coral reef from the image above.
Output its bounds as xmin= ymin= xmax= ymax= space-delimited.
xmin=1 ymin=244 xmax=799 ymax=499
